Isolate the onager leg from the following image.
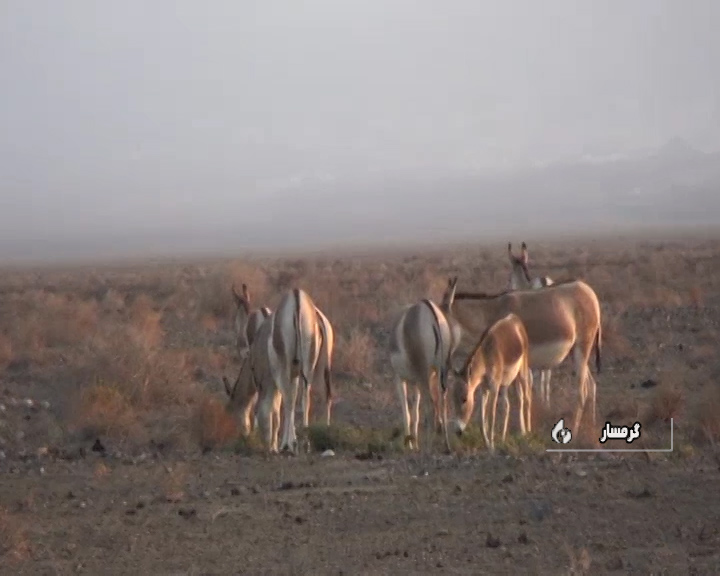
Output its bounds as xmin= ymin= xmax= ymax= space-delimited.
xmin=500 ymin=387 xmax=511 ymax=443
xmin=571 ymin=345 xmax=591 ymax=433
xmin=271 ymin=392 xmax=282 ymax=453
xmin=394 ymin=376 xmax=413 ymax=449
xmin=489 ymin=386 xmax=501 ymax=452
xmin=257 ymin=394 xmax=275 ymax=454
xmin=515 ymin=379 xmax=526 ymax=436
xmin=280 ymin=374 xmax=300 ymax=454
xmin=411 ymin=386 xmax=422 ymax=451
xmin=480 ymin=389 xmax=491 ymax=448
xmin=301 ymin=381 xmax=312 ymax=428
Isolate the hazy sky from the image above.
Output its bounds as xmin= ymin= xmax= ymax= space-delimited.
xmin=1 ymin=1 xmax=719 ymax=258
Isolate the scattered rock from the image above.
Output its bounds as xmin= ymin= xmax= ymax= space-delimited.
xmin=321 ymin=449 xmax=335 ymax=458
xmin=502 ymin=474 xmax=514 ymax=483
xmin=91 ymin=439 xmax=105 ymax=454
xmin=230 ymin=487 xmax=241 ymax=496
xmin=606 ymin=556 xmax=624 ymax=571
xmin=294 ymin=515 xmax=305 ymax=524
xmin=640 ymin=379 xmax=658 ymax=389
xmin=528 ymin=500 xmax=553 ymax=522
xmin=40 ymin=401 xmax=51 ymax=410
xmin=486 ymin=533 xmax=501 ymax=548
xmin=518 ymin=532 xmax=529 ymax=544
xmin=626 ymin=487 xmax=653 ymax=499
xmin=178 ymin=508 xmax=197 ymax=519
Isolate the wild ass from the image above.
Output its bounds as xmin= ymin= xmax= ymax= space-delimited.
xmin=223 ymin=316 xmax=282 ymax=452
xmin=267 ymin=288 xmax=325 ymax=454
xmin=232 ymin=283 xmax=271 ymax=359
xmin=442 ymin=278 xmax=602 ymax=434
xmin=451 ymin=313 xmax=532 ymax=452
xmin=507 ymin=242 xmax=554 ymax=407
xmin=389 ymin=277 xmax=462 ymax=452
xmin=507 ymin=242 xmax=554 ymax=289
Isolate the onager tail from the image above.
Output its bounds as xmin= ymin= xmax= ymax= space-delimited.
xmin=292 ymin=289 xmax=308 ymax=387
xmin=594 ymin=323 xmax=602 ymax=374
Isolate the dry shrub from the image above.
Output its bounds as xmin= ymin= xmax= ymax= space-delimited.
xmin=128 ymin=294 xmax=164 ymax=349
xmin=688 ymin=285 xmax=704 ymax=307
xmin=100 ymin=288 xmax=126 ymax=313
xmin=336 ymin=327 xmax=376 ymax=380
xmin=601 ymin=310 xmax=633 ymax=360
xmin=0 ymin=508 xmax=30 ymax=564
xmin=71 ymin=384 xmax=138 ymax=440
xmin=42 ymin=294 xmax=99 ymax=348
xmin=0 ymin=334 xmax=12 ymax=370
xmin=646 ymin=381 xmax=685 ymax=425
xmin=694 ymin=385 xmax=720 ymax=445
xmin=193 ymin=395 xmax=238 ymax=451
xmin=565 ymin=545 xmax=592 ymax=576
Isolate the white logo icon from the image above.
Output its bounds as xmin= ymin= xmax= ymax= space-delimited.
xmin=551 ymin=419 xmax=572 ymax=444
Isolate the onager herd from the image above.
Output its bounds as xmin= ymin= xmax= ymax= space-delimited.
xmin=224 ymin=242 xmax=603 ymax=455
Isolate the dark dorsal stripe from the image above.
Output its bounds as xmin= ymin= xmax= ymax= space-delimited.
xmin=456 ymin=277 xmax=579 ymax=301
xmin=421 ymin=298 xmax=443 ymax=362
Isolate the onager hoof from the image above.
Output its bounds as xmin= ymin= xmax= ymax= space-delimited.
xmin=403 ymin=434 xmax=415 ymax=449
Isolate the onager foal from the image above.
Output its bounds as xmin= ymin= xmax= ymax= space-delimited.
xmin=232 ymin=283 xmax=271 ymax=359
xmin=507 ymin=242 xmax=554 ymax=406
xmin=389 ymin=277 xmax=462 ymax=452
xmin=443 ymin=278 xmax=602 ymax=434
xmin=223 ymin=316 xmax=282 ymax=452
xmin=452 ymin=313 xmax=532 ymax=452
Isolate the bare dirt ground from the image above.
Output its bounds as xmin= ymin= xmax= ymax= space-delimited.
xmin=2 ymin=233 xmax=720 ymax=575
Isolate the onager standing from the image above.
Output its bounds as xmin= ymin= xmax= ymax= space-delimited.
xmin=232 ymin=283 xmax=271 ymax=359
xmin=442 ymin=278 xmax=602 ymax=434
xmin=451 ymin=313 xmax=532 ymax=452
xmin=389 ymin=277 xmax=461 ymax=452
xmin=267 ymin=288 xmax=323 ymax=454
xmin=507 ymin=242 xmax=555 ymax=407
xmin=223 ymin=316 xmax=282 ymax=452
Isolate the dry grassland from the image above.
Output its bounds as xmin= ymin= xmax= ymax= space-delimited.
xmin=1 ymin=234 xmax=720 ymax=574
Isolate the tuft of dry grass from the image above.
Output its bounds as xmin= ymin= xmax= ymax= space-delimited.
xmin=0 ymin=334 xmax=12 ymax=371
xmin=694 ymin=385 xmax=720 ymax=445
xmin=646 ymin=380 xmax=685 ymax=425
xmin=565 ymin=545 xmax=592 ymax=575
xmin=335 ymin=327 xmax=376 ymax=380
xmin=193 ymin=395 xmax=238 ymax=451
xmin=71 ymin=384 xmax=139 ymax=441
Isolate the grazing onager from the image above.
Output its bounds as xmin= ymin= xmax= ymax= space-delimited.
xmin=451 ymin=313 xmax=532 ymax=452
xmin=223 ymin=316 xmax=282 ymax=452
xmin=507 ymin=242 xmax=554 ymax=406
xmin=389 ymin=277 xmax=461 ymax=452
xmin=232 ymin=283 xmax=271 ymax=359
xmin=267 ymin=288 xmax=323 ymax=454
xmin=443 ymin=278 xmax=602 ymax=434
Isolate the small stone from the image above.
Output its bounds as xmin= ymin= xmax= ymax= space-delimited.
xmin=321 ymin=449 xmax=335 ymax=458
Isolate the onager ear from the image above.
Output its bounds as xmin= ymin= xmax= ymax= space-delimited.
xmin=507 ymin=242 xmax=514 ymax=262
xmin=520 ymin=242 xmax=529 ymax=265
xmin=222 ymin=376 xmax=232 ymax=397
xmin=241 ymin=283 xmax=250 ymax=303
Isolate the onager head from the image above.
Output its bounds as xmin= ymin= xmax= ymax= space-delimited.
xmin=222 ymin=358 xmax=258 ymax=436
xmin=507 ymin=242 xmax=532 ymax=290
xmin=451 ymin=345 xmax=489 ymax=435
xmin=232 ymin=283 xmax=252 ymax=352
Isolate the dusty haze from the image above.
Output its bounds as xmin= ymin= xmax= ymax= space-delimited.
xmin=2 ymin=0 xmax=720 ymax=263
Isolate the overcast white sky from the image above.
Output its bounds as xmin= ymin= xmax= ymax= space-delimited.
xmin=1 ymin=0 xmax=719 ymax=257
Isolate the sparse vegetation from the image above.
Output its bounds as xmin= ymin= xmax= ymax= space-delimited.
xmin=2 ymin=235 xmax=720 ymax=573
